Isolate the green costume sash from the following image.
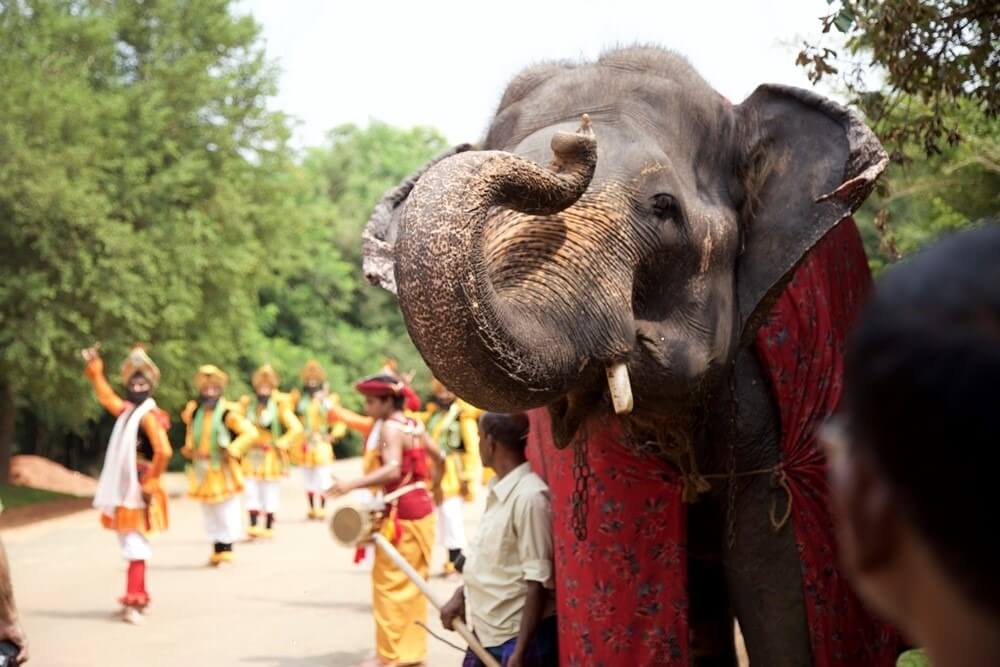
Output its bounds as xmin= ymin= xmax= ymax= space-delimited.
xmin=191 ymin=402 xmax=231 ymax=465
xmin=297 ymin=394 xmax=328 ymax=437
xmin=250 ymin=396 xmax=282 ymax=441
xmin=430 ymin=402 xmax=463 ymax=452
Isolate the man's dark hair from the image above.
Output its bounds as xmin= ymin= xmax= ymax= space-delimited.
xmin=480 ymin=412 xmax=530 ymax=454
xmin=843 ymin=222 xmax=1000 ymax=616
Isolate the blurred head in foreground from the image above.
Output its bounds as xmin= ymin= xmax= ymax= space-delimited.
xmin=825 ymin=223 xmax=1000 ymax=666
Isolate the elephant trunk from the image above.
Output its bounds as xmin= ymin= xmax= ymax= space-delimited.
xmin=395 ymin=116 xmax=634 ymax=411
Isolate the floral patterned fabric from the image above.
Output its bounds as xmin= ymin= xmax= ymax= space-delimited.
xmin=527 ymin=218 xmax=898 ymax=666
xmin=527 ymin=410 xmax=688 ymax=666
xmin=754 ymin=218 xmax=898 ymax=666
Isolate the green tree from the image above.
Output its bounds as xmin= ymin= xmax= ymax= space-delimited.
xmin=0 ymin=0 xmax=301 ymax=479
xmin=854 ymin=98 xmax=999 ymax=271
xmin=797 ymin=0 xmax=999 ymax=270
xmin=797 ymin=0 xmax=998 ymax=162
xmin=247 ymin=123 xmax=449 ymax=403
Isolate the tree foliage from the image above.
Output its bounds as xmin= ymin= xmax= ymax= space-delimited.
xmin=797 ymin=0 xmax=998 ymax=162
xmin=797 ymin=0 xmax=999 ymax=270
xmin=245 ymin=122 xmax=448 ymax=411
xmin=854 ymin=98 xmax=999 ymax=271
xmin=0 ymin=0 xmax=445 ymax=474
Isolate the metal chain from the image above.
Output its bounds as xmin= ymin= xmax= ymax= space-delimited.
xmin=571 ymin=433 xmax=591 ymax=542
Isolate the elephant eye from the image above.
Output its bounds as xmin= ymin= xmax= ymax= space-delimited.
xmin=650 ymin=193 xmax=680 ymax=222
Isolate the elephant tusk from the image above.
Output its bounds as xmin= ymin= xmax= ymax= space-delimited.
xmin=606 ymin=362 xmax=634 ymax=416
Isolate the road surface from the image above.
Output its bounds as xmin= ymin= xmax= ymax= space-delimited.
xmin=4 ymin=458 xmax=475 ymax=666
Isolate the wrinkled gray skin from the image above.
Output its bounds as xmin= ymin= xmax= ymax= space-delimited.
xmin=365 ymin=47 xmax=886 ymax=666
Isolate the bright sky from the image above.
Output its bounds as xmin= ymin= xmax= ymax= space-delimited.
xmin=237 ymin=0 xmax=840 ymax=148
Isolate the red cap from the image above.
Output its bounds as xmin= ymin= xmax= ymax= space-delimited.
xmin=401 ymin=385 xmax=422 ymax=412
xmin=355 ymin=374 xmax=423 ymax=412
xmin=355 ymin=376 xmax=404 ymax=398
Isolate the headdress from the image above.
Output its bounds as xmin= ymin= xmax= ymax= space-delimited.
xmin=193 ymin=364 xmax=229 ymax=392
xmin=379 ymin=357 xmax=400 ymax=379
xmin=252 ymin=364 xmax=279 ymax=390
xmin=300 ymin=359 xmax=326 ymax=383
xmin=355 ymin=375 xmax=404 ymax=398
xmin=355 ymin=374 xmax=422 ymax=412
xmin=120 ymin=344 xmax=160 ymax=388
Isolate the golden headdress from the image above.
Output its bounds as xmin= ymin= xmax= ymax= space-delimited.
xmin=380 ymin=357 xmax=400 ymax=379
xmin=193 ymin=364 xmax=228 ymax=391
xmin=120 ymin=345 xmax=160 ymax=388
xmin=300 ymin=359 xmax=326 ymax=383
xmin=252 ymin=364 xmax=279 ymax=390
xmin=430 ymin=377 xmax=447 ymax=396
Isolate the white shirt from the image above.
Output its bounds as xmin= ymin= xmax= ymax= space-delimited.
xmin=463 ymin=462 xmax=555 ymax=647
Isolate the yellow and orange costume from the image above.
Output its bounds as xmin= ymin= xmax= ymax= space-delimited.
xmin=291 ymin=360 xmax=345 ymax=519
xmin=427 ymin=392 xmax=483 ymax=574
xmin=84 ymin=346 xmax=171 ymax=615
xmin=180 ymin=364 xmax=255 ymax=566
xmin=238 ymin=364 xmax=302 ymax=538
xmin=354 ymin=375 xmax=437 ymax=666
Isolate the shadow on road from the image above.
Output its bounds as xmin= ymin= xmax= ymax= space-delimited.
xmin=240 ymin=596 xmax=371 ymax=614
xmin=150 ymin=563 xmax=215 ymax=571
xmin=242 ymin=650 xmax=368 ymax=666
xmin=27 ymin=608 xmax=117 ymax=621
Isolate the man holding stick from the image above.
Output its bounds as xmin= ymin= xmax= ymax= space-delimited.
xmin=440 ymin=412 xmax=558 ymax=667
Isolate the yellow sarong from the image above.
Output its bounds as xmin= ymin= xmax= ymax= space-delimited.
xmin=372 ymin=512 xmax=436 ymax=664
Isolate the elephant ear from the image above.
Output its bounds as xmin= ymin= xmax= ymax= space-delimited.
xmin=735 ymin=84 xmax=887 ymax=341
xmin=363 ymin=143 xmax=476 ymax=295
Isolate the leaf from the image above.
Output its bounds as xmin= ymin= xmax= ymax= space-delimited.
xmin=834 ymin=9 xmax=855 ymax=33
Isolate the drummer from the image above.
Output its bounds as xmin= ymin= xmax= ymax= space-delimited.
xmin=326 ymin=374 xmax=444 ymax=667
xmin=440 ymin=412 xmax=558 ymax=667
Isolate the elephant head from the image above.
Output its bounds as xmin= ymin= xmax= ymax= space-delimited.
xmin=364 ymin=47 xmax=886 ymax=443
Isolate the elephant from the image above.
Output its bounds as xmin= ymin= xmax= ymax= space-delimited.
xmin=363 ymin=47 xmax=894 ymax=666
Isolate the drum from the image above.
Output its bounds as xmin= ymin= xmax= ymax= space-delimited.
xmin=329 ymin=503 xmax=373 ymax=546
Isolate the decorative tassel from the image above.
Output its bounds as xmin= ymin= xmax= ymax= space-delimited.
xmin=391 ymin=514 xmax=402 ymax=545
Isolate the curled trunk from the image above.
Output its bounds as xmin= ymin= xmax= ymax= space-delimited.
xmin=395 ymin=117 xmax=635 ymax=411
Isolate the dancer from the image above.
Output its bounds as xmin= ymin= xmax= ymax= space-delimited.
xmin=81 ymin=344 xmax=171 ymax=624
xmin=292 ymin=360 xmax=344 ymax=520
xmin=180 ymin=365 xmax=255 ymax=566
xmin=426 ymin=379 xmax=482 ymax=577
xmin=327 ymin=374 xmax=444 ymax=667
xmin=240 ymin=364 xmax=302 ymax=538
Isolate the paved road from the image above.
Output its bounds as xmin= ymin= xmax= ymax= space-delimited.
xmin=5 ymin=459 xmax=475 ymax=667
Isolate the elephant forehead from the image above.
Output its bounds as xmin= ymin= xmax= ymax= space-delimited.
xmin=491 ymin=65 xmax=725 ymax=153
xmin=512 ymin=120 xmax=681 ymax=189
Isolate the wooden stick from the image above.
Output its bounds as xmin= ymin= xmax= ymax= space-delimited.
xmin=382 ymin=482 xmax=425 ymax=504
xmin=371 ymin=533 xmax=500 ymax=667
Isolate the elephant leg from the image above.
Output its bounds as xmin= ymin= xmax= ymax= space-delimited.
xmin=688 ymin=497 xmax=738 ymax=667
xmin=722 ymin=473 xmax=812 ymax=666
xmin=718 ymin=348 xmax=812 ymax=666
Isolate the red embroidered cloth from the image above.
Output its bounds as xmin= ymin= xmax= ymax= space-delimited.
xmin=527 ymin=411 xmax=688 ymax=666
xmin=754 ymin=218 xmax=898 ymax=665
xmin=527 ymin=218 xmax=898 ymax=665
